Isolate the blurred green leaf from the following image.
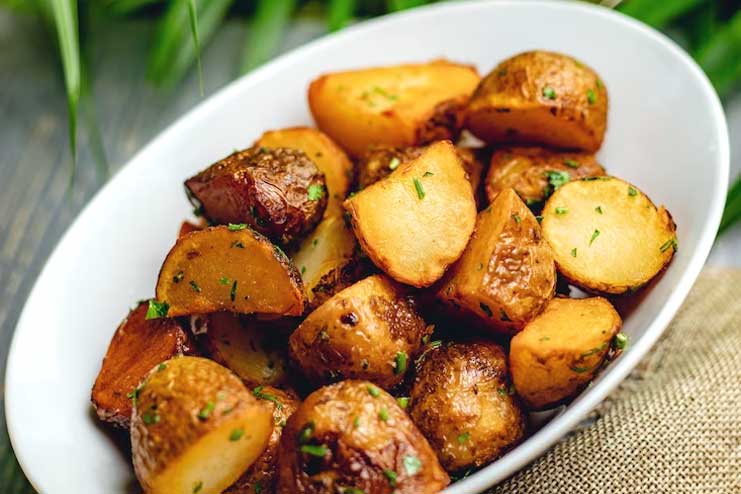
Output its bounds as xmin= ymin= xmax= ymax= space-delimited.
xmin=387 ymin=0 xmax=430 ymax=12
xmin=240 ymin=0 xmax=296 ymax=74
xmin=720 ymin=175 xmax=741 ymax=235
xmin=104 ymin=0 xmax=165 ymax=15
xmin=618 ymin=0 xmax=708 ymax=29
xmin=187 ymin=0 xmax=204 ymax=95
xmin=327 ymin=0 xmax=356 ymax=32
xmin=679 ymin=1 xmax=718 ymax=53
xmin=695 ymin=9 xmax=741 ymax=98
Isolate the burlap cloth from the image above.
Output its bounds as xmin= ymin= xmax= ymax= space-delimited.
xmin=490 ymin=269 xmax=741 ymax=493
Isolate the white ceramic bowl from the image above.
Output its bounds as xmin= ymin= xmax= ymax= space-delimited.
xmin=5 ymin=1 xmax=729 ymax=493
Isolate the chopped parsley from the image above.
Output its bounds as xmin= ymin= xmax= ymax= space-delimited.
xmin=340 ymin=488 xmax=365 ymax=494
xmin=396 ymin=397 xmax=410 ymax=409
xmin=388 ymin=157 xmax=401 ymax=170
xmin=192 ymin=481 xmax=203 ymax=493
xmin=555 ymin=207 xmax=568 ymax=215
xmin=413 ymin=178 xmax=425 ymax=199
xmin=308 ymin=184 xmax=325 ymax=201
xmin=394 ymin=351 xmax=408 ymax=375
xmin=301 ymin=265 xmax=306 ymax=275
xmin=298 ymin=422 xmax=315 ymax=444
xmin=378 ymin=407 xmax=389 ymax=422
xmin=157 ymin=363 xmax=167 ymax=372
xmin=142 ymin=411 xmax=160 ymax=425
xmin=595 ymin=206 xmax=603 ymax=214
xmin=126 ymin=385 xmax=142 ymax=406
xmin=571 ymin=248 xmax=578 ymax=258
xmin=479 ymin=302 xmax=493 ymax=318
xmin=403 ymin=455 xmax=422 ymax=475
xmin=219 ymin=276 xmax=230 ymax=285
xmin=586 ymin=88 xmax=597 ymax=105
xmin=564 ymin=159 xmax=580 ymax=169
xmin=512 ymin=213 xmax=521 ymax=224
xmin=145 ymin=299 xmax=169 ymax=320
xmin=367 ymin=385 xmax=381 ymax=398
xmin=189 ymin=280 xmax=201 ymax=293
xmin=546 ymin=170 xmax=571 ymax=190
xmin=383 ymin=469 xmax=398 ymax=487
xmin=589 ymin=229 xmax=600 ymax=246
xmin=227 ymin=223 xmax=248 ymax=231
xmin=570 ymin=366 xmax=591 ymax=374
xmin=628 ymin=186 xmax=637 ymax=197
xmin=614 ymin=333 xmax=629 ymax=350
xmin=253 ymin=386 xmax=283 ymax=410
xmin=229 ymin=428 xmax=245 ymax=441
xmin=230 ymin=280 xmax=237 ymax=302
xmin=423 ymin=171 xmax=434 ymax=177
xmin=353 ymin=416 xmax=360 ymax=428
xmin=596 ymin=79 xmax=603 ymax=89
xmin=660 ymin=237 xmax=678 ymax=253
xmin=300 ymin=444 xmax=328 ymax=457
xmin=457 ymin=432 xmax=471 ymax=444
xmin=254 ymin=481 xmax=263 ymax=494
xmin=542 ymin=86 xmax=557 ymax=100
xmin=173 ymin=271 xmax=184 ymax=283
xmin=580 ymin=342 xmax=608 ymax=358
xmin=198 ymin=401 xmax=215 ymax=420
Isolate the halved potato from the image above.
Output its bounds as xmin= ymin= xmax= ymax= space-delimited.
xmin=541 ymin=177 xmax=677 ymax=294
xmin=344 ymin=141 xmax=477 ymax=287
xmin=466 ymin=50 xmax=608 ymax=152
xmin=309 ymin=60 xmax=480 ymax=156
xmin=91 ymin=301 xmax=196 ymax=428
xmin=199 ymin=312 xmax=289 ymax=387
xmin=289 ymin=275 xmax=431 ymax=389
xmin=254 ymin=127 xmax=353 ymax=216
xmin=437 ymin=188 xmax=556 ymax=333
xmin=292 ymin=215 xmax=364 ymax=311
xmin=485 ymin=146 xmax=605 ymax=206
xmin=131 ymin=356 xmax=273 ymax=494
xmin=156 ymin=226 xmax=304 ymax=317
xmin=509 ymin=297 xmax=622 ymax=409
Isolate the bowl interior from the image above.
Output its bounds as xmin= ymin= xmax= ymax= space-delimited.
xmin=5 ymin=1 xmax=727 ymax=493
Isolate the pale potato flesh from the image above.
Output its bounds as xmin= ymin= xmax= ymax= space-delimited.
xmin=156 ymin=226 xmax=304 ymax=317
xmin=344 ymin=141 xmax=476 ymax=287
xmin=541 ymin=177 xmax=676 ymax=294
xmin=509 ymin=297 xmax=622 ymax=409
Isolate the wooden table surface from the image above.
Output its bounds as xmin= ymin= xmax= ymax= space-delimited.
xmin=0 ymin=9 xmax=739 ymax=493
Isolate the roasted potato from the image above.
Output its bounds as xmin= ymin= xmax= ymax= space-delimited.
xmin=289 ymin=275 xmax=431 ymax=389
xmin=225 ymin=387 xmax=300 ymax=494
xmin=466 ymin=51 xmax=608 ymax=152
xmin=131 ymin=356 xmax=273 ymax=494
xmin=276 ymin=380 xmax=449 ymax=494
xmin=185 ymin=147 xmax=327 ymax=245
xmin=408 ymin=342 xmax=526 ymax=471
xmin=309 ymin=60 xmax=480 ymax=156
xmin=437 ymin=188 xmax=556 ymax=333
xmin=198 ymin=312 xmax=289 ymax=387
xmin=254 ymin=127 xmax=353 ymax=217
xmin=155 ymin=226 xmax=305 ymax=317
xmin=344 ymin=141 xmax=477 ymax=287
xmin=509 ymin=297 xmax=622 ymax=409
xmin=541 ymin=177 xmax=677 ymax=294
xmin=485 ymin=146 xmax=605 ymax=206
xmin=91 ymin=301 xmax=196 ymax=428
xmin=292 ymin=215 xmax=364 ymax=311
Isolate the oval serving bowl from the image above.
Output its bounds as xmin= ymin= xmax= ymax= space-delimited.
xmin=5 ymin=1 xmax=728 ymax=493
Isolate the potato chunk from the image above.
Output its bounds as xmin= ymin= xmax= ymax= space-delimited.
xmin=292 ymin=215 xmax=364 ymax=311
xmin=437 ymin=188 xmax=556 ymax=333
xmin=156 ymin=226 xmax=304 ymax=317
xmin=225 ymin=387 xmax=300 ymax=494
xmin=91 ymin=301 xmax=195 ymax=428
xmin=199 ymin=312 xmax=289 ymax=386
xmin=485 ymin=146 xmax=605 ymax=206
xmin=254 ymin=127 xmax=353 ymax=216
xmin=289 ymin=275 xmax=431 ymax=389
xmin=276 ymin=380 xmax=449 ymax=494
xmin=344 ymin=141 xmax=476 ymax=287
xmin=185 ymin=147 xmax=327 ymax=244
xmin=541 ymin=177 xmax=677 ymax=294
xmin=309 ymin=60 xmax=480 ymax=156
xmin=409 ymin=342 xmax=526 ymax=471
xmin=131 ymin=356 xmax=273 ymax=494
xmin=466 ymin=51 xmax=608 ymax=152
xmin=509 ymin=297 xmax=622 ymax=409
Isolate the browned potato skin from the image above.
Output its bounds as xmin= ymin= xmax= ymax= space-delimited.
xmin=276 ymin=380 xmax=449 ymax=494
xmin=409 ymin=342 xmax=526 ymax=471
xmin=509 ymin=297 xmax=622 ymax=409
xmin=289 ymin=275 xmax=431 ymax=390
xmin=91 ymin=302 xmax=196 ymax=428
xmin=309 ymin=60 xmax=480 ymax=156
xmin=185 ymin=147 xmax=327 ymax=245
xmin=131 ymin=357 xmax=274 ymax=494
xmin=179 ymin=220 xmax=205 ymax=238
xmin=485 ymin=146 xmax=605 ymax=205
xmin=225 ymin=387 xmax=300 ymax=494
xmin=466 ymin=51 xmax=608 ymax=152
xmin=437 ymin=188 xmax=556 ymax=333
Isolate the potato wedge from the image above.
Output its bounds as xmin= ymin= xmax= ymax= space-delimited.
xmin=225 ymin=387 xmax=300 ymax=494
xmin=437 ymin=188 xmax=556 ymax=333
xmin=276 ymin=380 xmax=449 ymax=494
xmin=292 ymin=215 xmax=364 ymax=311
xmin=131 ymin=356 xmax=273 ymax=494
xmin=156 ymin=226 xmax=304 ymax=317
xmin=309 ymin=60 xmax=480 ymax=156
xmin=485 ymin=146 xmax=605 ymax=206
xmin=185 ymin=147 xmax=327 ymax=245
xmin=344 ymin=141 xmax=477 ymax=287
xmin=289 ymin=275 xmax=431 ymax=389
xmin=199 ymin=312 xmax=289 ymax=387
xmin=255 ymin=127 xmax=353 ymax=217
xmin=466 ymin=51 xmax=608 ymax=152
xmin=91 ymin=301 xmax=196 ymax=428
xmin=509 ymin=297 xmax=622 ymax=409
xmin=409 ymin=342 xmax=526 ymax=471
xmin=541 ymin=177 xmax=677 ymax=294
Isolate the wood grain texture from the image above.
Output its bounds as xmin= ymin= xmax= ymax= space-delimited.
xmin=0 ymin=7 xmax=739 ymax=493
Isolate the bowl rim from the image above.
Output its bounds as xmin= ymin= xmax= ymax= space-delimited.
xmin=5 ymin=1 xmax=730 ymax=493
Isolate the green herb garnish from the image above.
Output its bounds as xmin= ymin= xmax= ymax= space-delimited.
xmin=542 ymin=86 xmax=556 ymax=99
xmin=571 ymin=248 xmax=578 ymax=258
xmin=660 ymin=237 xmax=678 ymax=253
xmin=388 ymin=157 xmax=401 ymax=170
xmin=157 ymin=363 xmax=167 ymax=372
xmin=378 ymin=407 xmax=389 ymax=422
xmin=555 ymin=207 xmax=568 ymax=215
xmin=570 ymin=366 xmax=590 ymax=373
xmin=589 ymin=229 xmax=600 ymax=246
xmin=367 ymin=385 xmax=380 ymax=398
xmin=298 ymin=422 xmax=315 ymax=444
xmin=219 ymin=276 xmax=230 ymax=285
xmin=413 ymin=178 xmax=425 ymax=199
xmin=189 ymin=280 xmax=201 ymax=292
xmin=145 ymin=299 xmax=169 ymax=320
xmin=198 ymin=401 xmax=215 ymax=420
xmin=628 ymin=186 xmax=637 ymax=197
xmin=383 ymin=469 xmax=398 ymax=487
xmin=614 ymin=332 xmax=629 ymax=350
xmin=587 ymin=88 xmax=597 ymax=105
xmin=142 ymin=411 xmax=160 ymax=425
xmin=512 ymin=213 xmax=521 ymax=224
xmin=564 ymin=159 xmax=580 ymax=169
xmin=595 ymin=206 xmax=603 ymax=214
xmin=192 ymin=481 xmax=203 ymax=493
xmin=173 ymin=271 xmax=184 ymax=283
xmin=403 ymin=455 xmax=422 ymax=475
xmin=423 ymin=171 xmax=434 ymax=177
xmin=300 ymin=444 xmax=328 ymax=457
xmin=457 ymin=431 xmax=471 ymax=444
xmin=231 ymin=240 xmax=245 ymax=249
xmin=396 ymin=397 xmax=410 ymax=409
xmin=253 ymin=385 xmax=283 ymax=410
xmin=229 ymin=428 xmax=245 ymax=441
xmin=227 ymin=223 xmax=248 ymax=231
xmin=308 ymin=184 xmax=325 ymax=201
xmin=394 ymin=351 xmax=408 ymax=375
